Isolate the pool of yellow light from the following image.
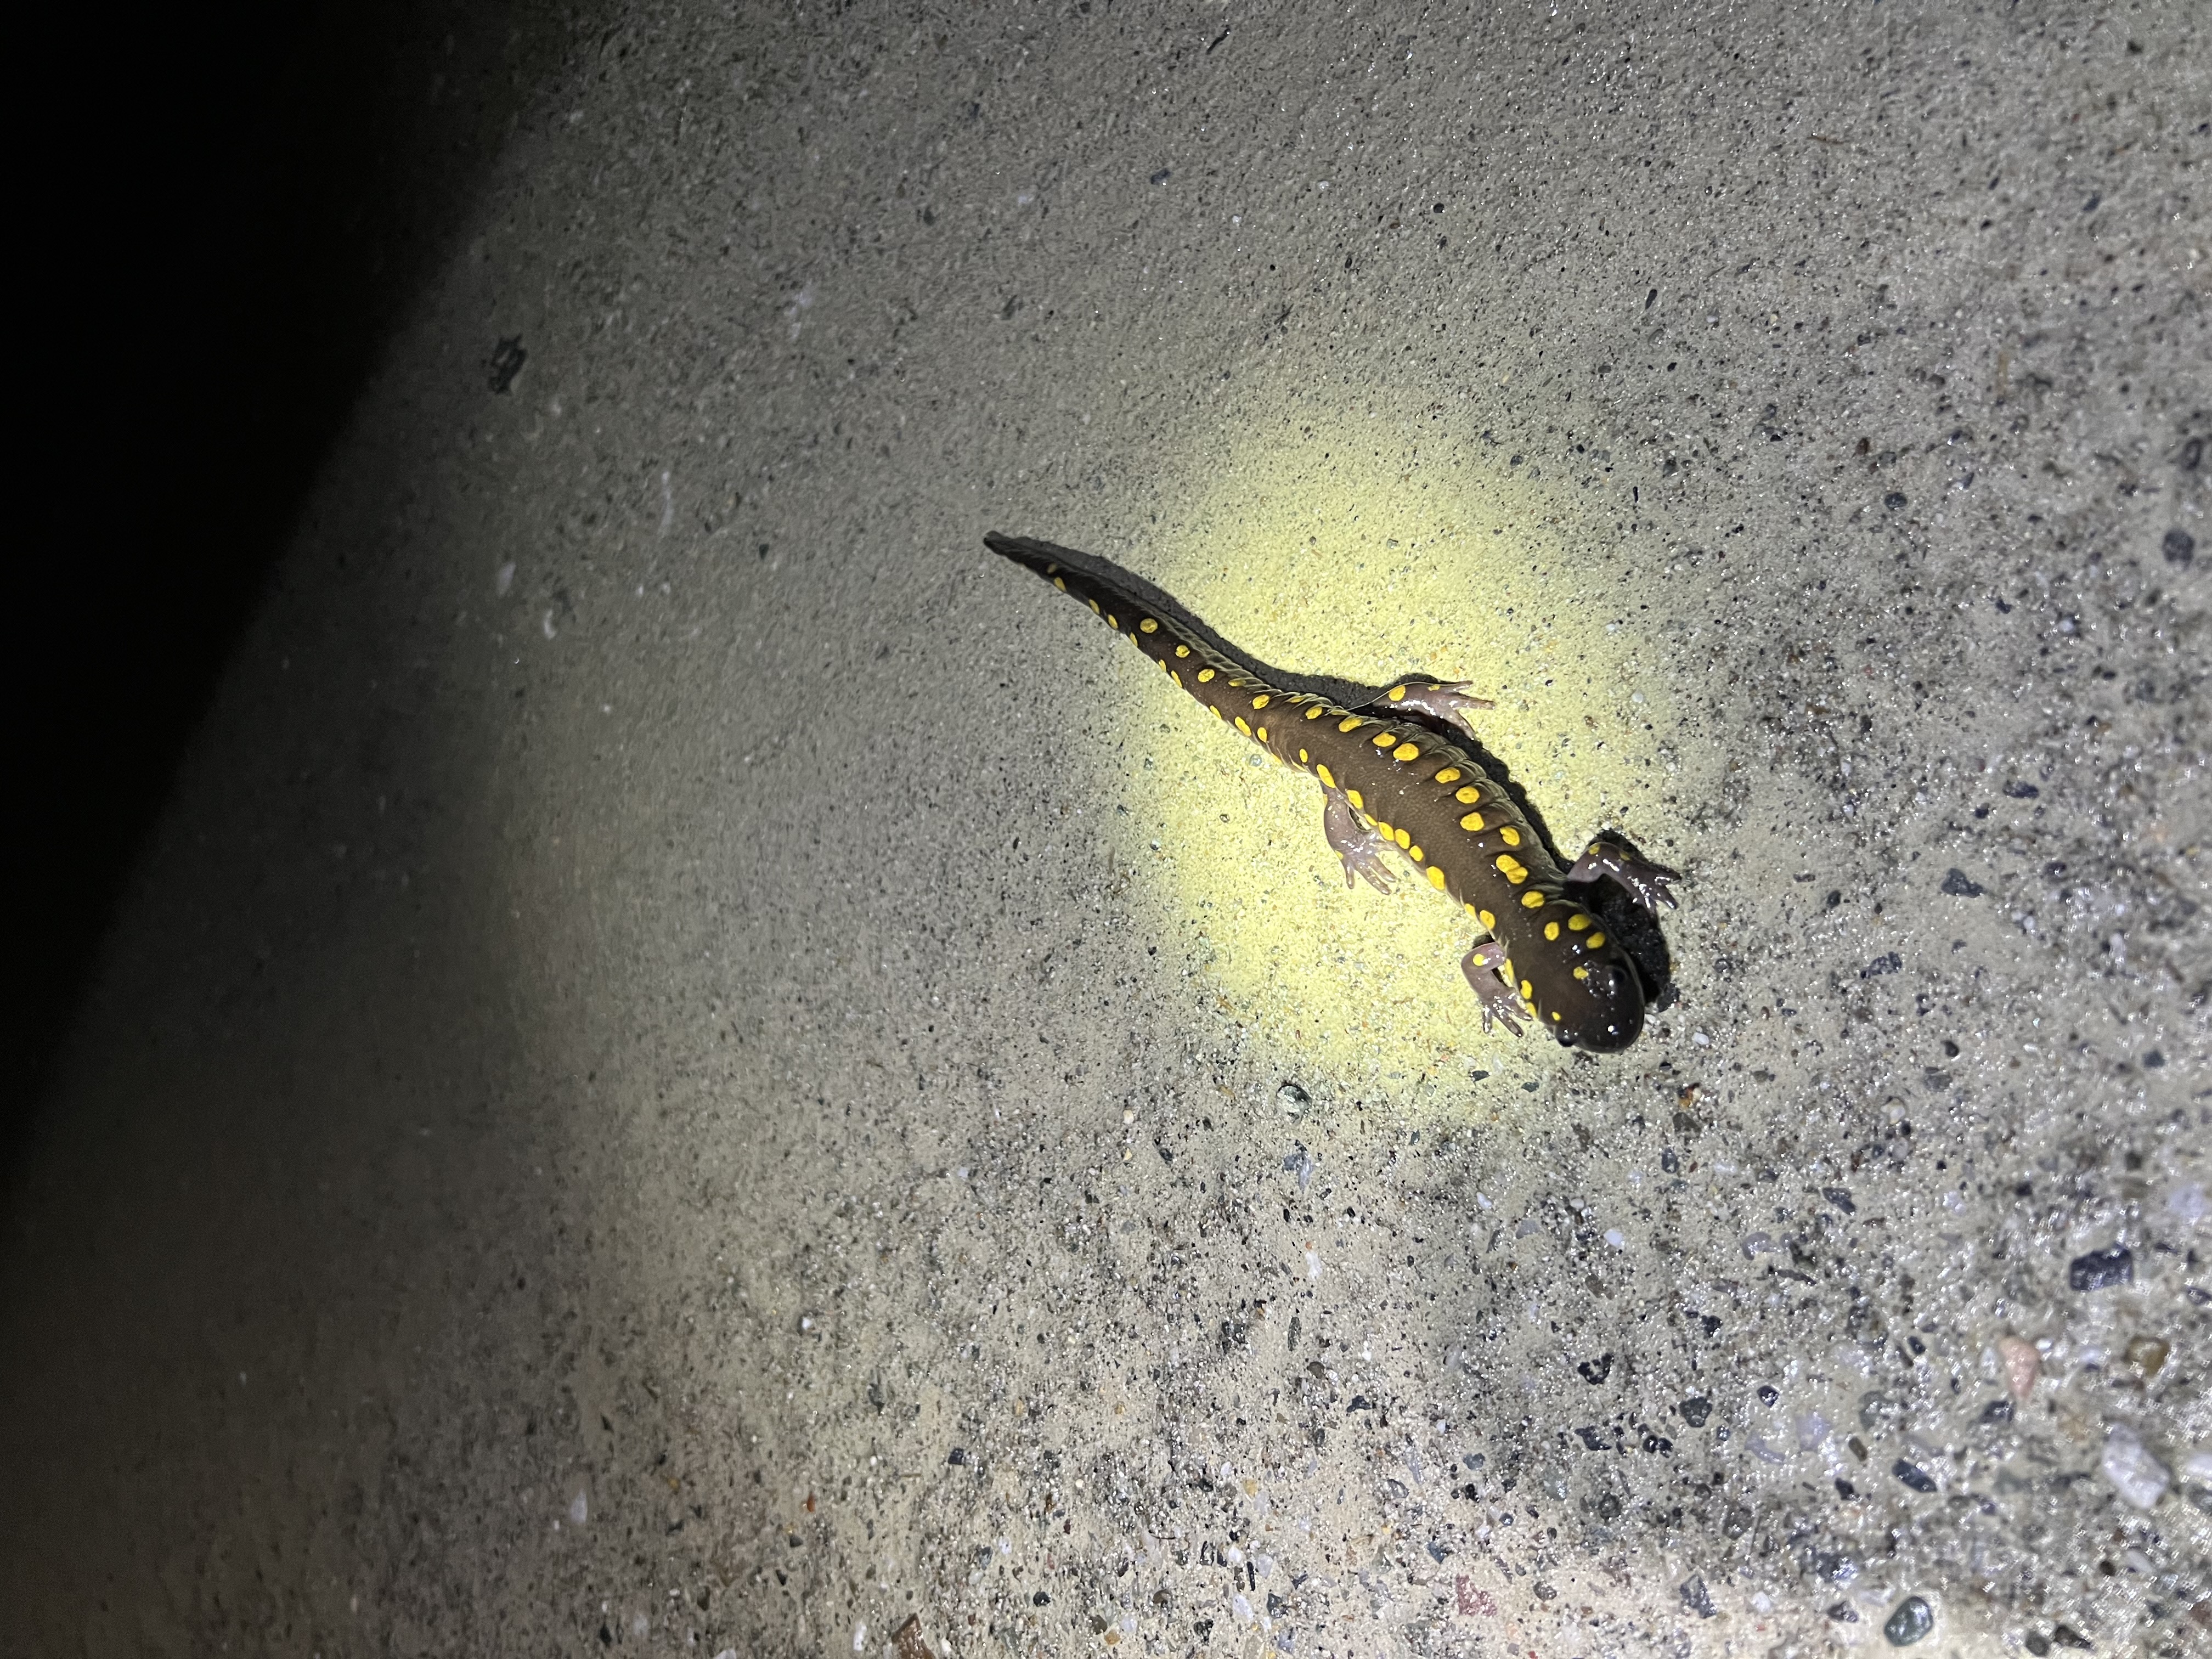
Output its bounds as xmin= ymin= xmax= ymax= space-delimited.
xmin=1110 ymin=411 xmax=1684 ymax=1094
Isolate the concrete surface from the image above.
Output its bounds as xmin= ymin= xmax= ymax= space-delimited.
xmin=4 ymin=3 xmax=2208 ymax=1656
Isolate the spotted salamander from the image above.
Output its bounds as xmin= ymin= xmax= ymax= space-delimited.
xmin=986 ymin=532 xmax=1677 ymax=1051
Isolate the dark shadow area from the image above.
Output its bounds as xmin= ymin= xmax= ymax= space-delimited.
xmin=12 ymin=0 xmax=580 ymax=1148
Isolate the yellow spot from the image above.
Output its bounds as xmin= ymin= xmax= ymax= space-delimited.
xmin=1567 ymin=913 xmax=1592 ymax=932
xmin=1459 ymin=811 xmax=1486 ymax=832
xmin=1409 ymin=844 xmax=1424 ymax=862
xmin=1393 ymin=742 xmax=1420 ymax=761
xmin=1305 ymin=706 xmax=1325 ymax=721
xmin=1339 ymin=716 xmax=1363 ymax=733
xmin=1256 ymin=726 xmax=1268 ymax=742
xmin=1107 ymin=614 xmax=1118 ymax=629
xmin=1387 ymin=685 xmax=1407 ymax=701
xmin=1455 ymin=786 xmax=1481 ymax=804
xmin=1520 ymin=979 xmax=1534 ymax=1000
xmin=1372 ymin=731 xmax=1396 ymax=748
xmin=1298 ymin=748 xmax=1309 ymax=764
xmin=1503 ymin=959 xmax=1515 ymax=982
xmin=1427 ymin=866 xmax=1448 ymax=890
xmin=1317 ymin=764 xmax=1335 ymax=788
xmin=1212 ymin=706 xmax=1224 ymax=721
xmin=1521 ymin=891 xmax=1545 ymax=909
xmin=1171 ymin=672 xmax=1183 ymax=687
xmin=1545 ymin=921 xmax=1560 ymax=940
xmin=1159 ymin=659 xmax=1169 ymax=672
xmin=1053 ymin=576 xmax=1067 ymax=591
xmin=1587 ymin=932 xmax=1606 ymax=949
xmin=1479 ymin=909 xmax=1496 ymax=930
xmin=1499 ymin=826 xmax=1521 ymax=848
xmin=1175 ymin=644 xmax=1190 ymax=658
xmin=1088 ymin=599 xmax=1101 ymax=614
xmin=1497 ymin=856 xmax=1528 ymax=885
xmin=1465 ymin=902 xmax=1480 ymax=917
xmin=1139 ymin=618 xmax=1159 ymax=633
xmin=1435 ymin=767 xmax=1462 ymax=785
xmin=1551 ymin=1011 xmax=1563 ymax=1023
xmin=1235 ymin=717 xmax=1252 ymax=736
xmin=1573 ymin=966 xmax=1590 ymax=981
xmin=1251 ymin=694 xmax=1271 ymax=710
xmin=1394 ymin=829 xmax=1411 ymax=849
xmin=1347 ymin=789 xmax=1364 ymax=810
xmin=1198 ymin=668 xmax=1216 ymax=683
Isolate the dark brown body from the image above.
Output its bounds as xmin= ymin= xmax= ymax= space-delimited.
xmin=987 ymin=533 xmax=1651 ymax=1051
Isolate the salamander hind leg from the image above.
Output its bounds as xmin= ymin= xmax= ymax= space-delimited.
xmin=1566 ymin=839 xmax=1679 ymax=913
xmin=1367 ymin=680 xmax=1494 ymax=741
xmin=1323 ymin=787 xmax=1394 ymax=893
xmin=1460 ymin=941 xmax=1527 ymax=1036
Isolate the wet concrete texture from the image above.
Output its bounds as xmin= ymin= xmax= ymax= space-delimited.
xmin=3 ymin=3 xmax=2208 ymax=1656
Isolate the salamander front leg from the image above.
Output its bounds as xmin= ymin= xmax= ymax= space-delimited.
xmin=1367 ymin=680 xmax=1495 ymax=741
xmin=1323 ymin=787 xmax=1394 ymax=893
xmin=1459 ymin=941 xmax=1526 ymax=1037
xmin=1565 ymin=839 xmax=1679 ymax=913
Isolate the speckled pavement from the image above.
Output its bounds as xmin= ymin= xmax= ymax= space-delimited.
xmin=4 ymin=3 xmax=2208 ymax=1656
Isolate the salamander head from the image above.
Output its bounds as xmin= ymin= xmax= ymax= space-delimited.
xmin=1544 ymin=953 xmax=1645 ymax=1052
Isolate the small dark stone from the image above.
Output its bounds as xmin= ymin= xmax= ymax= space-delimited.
xmin=1940 ymin=867 xmax=1985 ymax=897
xmin=1829 ymin=1602 xmax=1860 ymax=1622
xmin=2163 ymin=528 xmax=2196 ymax=566
xmin=2143 ymin=1050 xmax=2165 ymax=1069
xmin=1595 ymin=1492 xmax=1623 ymax=1520
xmin=599 ymin=1624 xmax=614 ymax=1646
xmin=1578 ymin=1352 xmax=1614 ymax=1384
xmin=1149 ymin=168 xmax=1171 ymax=185
xmin=2002 ymin=780 xmax=2040 ymax=798
xmin=1836 ymin=1477 xmax=1857 ymax=1498
xmin=1884 ymin=491 xmax=1908 ymax=509
xmin=1267 ymin=1592 xmax=1288 ymax=1616
xmin=1680 ymin=1397 xmax=1712 ymax=1427
xmin=2024 ymin=1634 xmax=2051 ymax=1656
xmin=1660 ymin=1148 xmax=1680 ymax=1173
xmin=1722 ymin=1503 xmax=1753 ymax=1538
xmin=1347 ymin=1395 xmax=1371 ymax=1412
xmin=1758 ymin=1385 xmax=1780 ymax=1406
xmin=1193 ymin=1618 xmax=1214 ymax=1639
xmin=1459 ymin=1482 xmax=1480 ymax=1500
xmin=1032 ymin=1590 xmax=1051 ymax=1607
xmin=1884 ymin=1595 xmax=1936 ymax=1646
xmin=488 ymin=335 xmax=527 ymax=393
xmin=1892 ymin=1458 xmax=1938 ymax=1493
xmin=1862 ymin=952 xmax=1902 ymax=977
xmin=1981 ymin=1400 xmax=2015 ymax=1424
xmin=1822 ymin=1187 xmax=1857 ymax=1214
xmin=1576 ymin=1426 xmax=1608 ymax=1450
xmin=1426 ymin=1541 xmax=1451 ymax=1564
xmin=1680 ymin=1575 xmax=1717 ymax=1618
xmin=2051 ymin=1624 xmax=2091 ymax=1650
xmin=1463 ymin=1453 xmax=1485 ymax=1470
xmin=947 ymin=1447 xmax=968 ymax=1465
xmin=1533 ymin=1582 xmax=1557 ymax=1602
xmin=2068 ymin=1245 xmax=2134 ymax=1292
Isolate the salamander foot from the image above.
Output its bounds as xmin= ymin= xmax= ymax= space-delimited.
xmin=1565 ymin=839 xmax=1679 ymax=913
xmin=1368 ymin=680 xmax=1495 ymax=741
xmin=1323 ymin=787 xmax=1393 ymax=893
xmin=1460 ymin=941 xmax=1527 ymax=1037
